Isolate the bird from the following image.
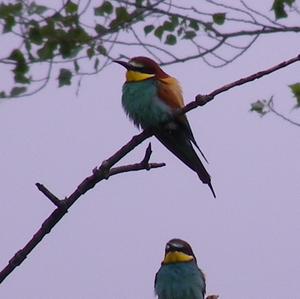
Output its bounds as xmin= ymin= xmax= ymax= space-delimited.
xmin=114 ymin=56 xmax=215 ymax=197
xmin=155 ymin=238 xmax=206 ymax=299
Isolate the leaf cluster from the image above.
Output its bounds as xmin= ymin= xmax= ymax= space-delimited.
xmin=0 ymin=0 xmax=298 ymax=98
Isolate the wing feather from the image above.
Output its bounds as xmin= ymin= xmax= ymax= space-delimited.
xmin=158 ymin=77 xmax=209 ymax=163
xmin=157 ymin=77 xmax=184 ymax=109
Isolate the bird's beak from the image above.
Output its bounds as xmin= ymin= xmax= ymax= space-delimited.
xmin=113 ymin=60 xmax=131 ymax=70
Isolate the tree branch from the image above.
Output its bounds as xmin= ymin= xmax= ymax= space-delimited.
xmin=0 ymin=140 xmax=163 ymax=284
xmin=181 ymin=54 xmax=300 ymax=114
xmin=1 ymin=54 xmax=299 ymax=284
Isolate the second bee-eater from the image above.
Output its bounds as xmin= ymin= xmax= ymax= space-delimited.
xmin=155 ymin=238 xmax=206 ymax=299
xmin=114 ymin=56 xmax=215 ymax=197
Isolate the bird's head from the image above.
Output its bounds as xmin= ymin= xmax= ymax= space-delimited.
xmin=162 ymin=238 xmax=197 ymax=265
xmin=114 ymin=56 xmax=169 ymax=82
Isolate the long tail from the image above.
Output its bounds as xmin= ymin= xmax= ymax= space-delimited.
xmin=155 ymin=129 xmax=216 ymax=198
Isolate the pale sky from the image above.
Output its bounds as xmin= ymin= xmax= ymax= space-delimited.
xmin=0 ymin=1 xmax=300 ymax=299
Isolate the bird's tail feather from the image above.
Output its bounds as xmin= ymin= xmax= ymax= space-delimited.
xmin=192 ymin=140 xmax=209 ymax=164
xmin=155 ymin=130 xmax=216 ymax=198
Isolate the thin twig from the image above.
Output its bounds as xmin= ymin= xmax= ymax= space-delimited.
xmin=35 ymin=183 xmax=62 ymax=207
xmin=268 ymin=104 xmax=300 ymax=127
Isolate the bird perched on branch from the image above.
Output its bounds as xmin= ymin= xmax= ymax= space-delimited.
xmin=155 ymin=238 xmax=206 ymax=299
xmin=114 ymin=56 xmax=215 ymax=197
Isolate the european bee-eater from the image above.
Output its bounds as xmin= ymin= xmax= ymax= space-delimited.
xmin=114 ymin=56 xmax=215 ymax=197
xmin=155 ymin=238 xmax=206 ymax=299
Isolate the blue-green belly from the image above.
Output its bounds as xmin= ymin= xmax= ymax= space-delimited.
xmin=155 ymin=262 xmax=206 ymax=299
xmin=122 ymin=79 xmax=173 ymax=128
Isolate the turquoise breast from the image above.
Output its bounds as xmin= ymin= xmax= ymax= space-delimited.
xmin=155 ymin=262 xmax=206 ymax=299
xmin=122 ymin=79 xmax=173 ymax=128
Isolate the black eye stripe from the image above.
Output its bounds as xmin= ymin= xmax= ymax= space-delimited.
xmin=166 ymin=242 xmax=194 ymax=256
xmin=130 ymin=65 xmax=154 ymax=74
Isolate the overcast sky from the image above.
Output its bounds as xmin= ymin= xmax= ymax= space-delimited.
xmin=0 ymin=1 xmax=300 ymax=299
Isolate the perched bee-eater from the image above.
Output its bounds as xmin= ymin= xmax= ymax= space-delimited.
xmin=114 ymin=56 xmax=215 ymax=197
xmin=155 ymin=238 xmax=206 ymax=299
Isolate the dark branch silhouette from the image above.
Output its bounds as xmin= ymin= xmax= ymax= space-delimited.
xmin=0 ymin=54 xmax=299 ymax=284
xmin=0 ymin=142 xmax=163 ymax=283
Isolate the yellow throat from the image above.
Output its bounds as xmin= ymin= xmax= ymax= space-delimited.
xmin=126 ymin=70 xmax=155 ymax=82
xmin=163 ymin=251 xmax=194 ymax=264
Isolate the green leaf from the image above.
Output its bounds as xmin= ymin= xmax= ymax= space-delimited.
xmin=154 ymin=26 xmax=164 ymax=40
xmin=96 ymin=45 xmax=107 ymax=55
xmin=59 ymin=40 xmax=74 ymax=58
xmin=27 ymin=2 xmax=48 ymax=15
xmin=183 ymin=30 xmax=196 ymax=39
xmin=115 ymin=7 xmax=130 ymax=22
xmin=8 ymin=49 xmax=24 ymax=62
xmin=95 ymin=24 xmax=107 ymax=34
xmin=66 ymin=1 xmax=78 ymax=14
xmin=163 ymin=21 xmax=175 ymax=32
xmin=10 ymin=86 xmax=27 ymax=97
xmin=14 ymin=73 xmax=30 ymax=84
xmin=165 ymin=34 xmax=177 ymax=45
xmin=189 ymin=20 xmax=199 ymax=31
xmin=3 ymin=15 xmax=15 ymax=33
xmin=58 ymin=68 xmax=72 ymax=87
xmin=40 ymin=20 xmax=55 ymax=37
xmin=271 ymin=0 xmax=295 ymax=19
xmin=144 ymin=24 xmax=154 ymax=35
xmin=59 ymin=37 xmax=82 ymax=59
xmin=0 ymin=3 xmax=22 ymax=18
xmin=289 ymin=82 xmax=300 ymax=107
xmin=37 ymin=42 xmax=57 ymax=60
xmin=213 ymin=13 xmax=226 ymax=25
xmin=61 ymin=14 xmax=79 ymax=27
xmin=29 ymin=25 xmax=43 ymax=45
xmin=68 ymin=27 xmax=90 ymax=44
xmin=250 ymin=100 xmax=268 ymax=116
xmin=109 ymin=7 xmax=131 ymax=28
xmin=15 ymin=60 xmax=28 ymax=74
xmin=8 ymin=49 xmax=30 ymax=84
xmin=170 ymin=15 xmax=179 ymax=27
xmin=94 ymin=1 xmax=113 ymax=16
xmin=87 ymin=47 xmax=95 ymax=59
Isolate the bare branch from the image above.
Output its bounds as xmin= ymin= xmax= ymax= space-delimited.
xmin=141 ymin=143 xmax=153 ymax=167
xmin=109 ymin=161 xmax=166 ymax=176
xmin=181 ymin=54 xmax=300 ymax=113
xmin=0 ymin=138 xmax=164 ymax=284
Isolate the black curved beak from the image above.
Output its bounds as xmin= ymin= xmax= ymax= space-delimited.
xmin=113 ymin=60 xmax=131 ymax=70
